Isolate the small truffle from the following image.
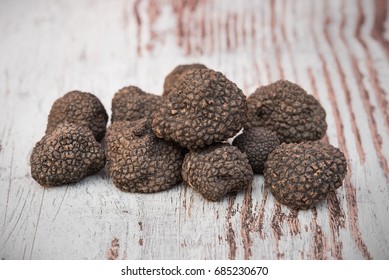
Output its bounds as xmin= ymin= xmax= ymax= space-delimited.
xmin=30 ymin=123 xmax=106 ymax=187
xmin=153 ymin=68 xmax=247 ymax=150
xmin=111 ymin=86 xmax=162 ymax=123
xmin=182 ymin=144 xmax=253 ymax=201
xmin=246 ymin=80 xmax=327 ymax=143
xmin=264 ymin=141 xmax=347 ymax=210
xmin=163 ymin=63 xmax=208 ymax=97
xmin=232 ymin=127 xmax=280 ymax=174
xmin=106 ymin=119 xmax=184 ymax=192
xmin=46 ymin=91 xmax=108 ymax=141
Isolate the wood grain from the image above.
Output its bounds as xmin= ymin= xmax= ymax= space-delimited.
xmin=0 ymin=0 xmax=388 ymax=259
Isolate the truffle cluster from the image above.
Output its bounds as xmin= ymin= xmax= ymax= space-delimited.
xmin=30 ymin=64 xmax=347 ymax=210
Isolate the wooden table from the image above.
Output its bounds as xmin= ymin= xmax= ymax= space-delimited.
xmin=0 ymin=0 xmax=388 ymax=260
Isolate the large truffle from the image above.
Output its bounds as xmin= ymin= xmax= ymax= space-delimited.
xmin=153 ymin=68 xmax=247 ymax=150
xmin=182 ymin=144 xmax=253 ymax=201
xmin=111 ymin=86 xmax=162 ymax=123
xmin=163 ymin=63 xmax=208 ymax=97
xmin=246 ymin=80 xmax=327 ymax=143
xmin=232 ymin=127 xmax=280 ymax=174
xmin=30 ymin=123 xmax=106 ymax=187
xmin=46 ymin=91 xmax=108 ymax=141
xmin=264 ymin=141 xmax=347 ymax=210
xmin=106 ymin=119 xmax=184 ymax=192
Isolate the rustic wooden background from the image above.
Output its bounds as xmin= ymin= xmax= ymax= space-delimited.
xmin=0 ymin=0 xmax=388 ymax=260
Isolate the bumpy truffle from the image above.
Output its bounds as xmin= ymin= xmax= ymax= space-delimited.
xmin=233 ymin=127 xmax=280 ymax=174
xmin=153 ymin=68 xmax=247 ymax=150
xmin=264 ymin=141 xmax=347 ymax=210
xmin=46 ymin=91 xmax=108 ymax=141
xmin=182 ymin=144 xmax=253 ymax=201
xmin=111 ymin=86 xmax=162 ymax=123
xmin=106 ymin=119 xmax=184 ymax=192
xmin=163 ymin=63 xmax=208 ymax=97
xmin=246 ymin=80 xmax=327 ymax=143
xmin=30 ymin=123 xmax=106 ymax=187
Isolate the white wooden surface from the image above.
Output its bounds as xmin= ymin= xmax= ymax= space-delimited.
xmin=0 ymin=0 xmax=388 ymax=259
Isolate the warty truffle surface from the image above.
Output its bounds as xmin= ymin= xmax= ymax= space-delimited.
xmin=46 ymin=91 xmax=108 ymax=141
xmin=106 ymin=119 xmax=185 ymax=193
xmin=264 ymin=141 xmax=347 ymax=210
xmin=30 ymin=123 xmax=106 ymax=187
xmin=153 ymin=68 xmax=248 ymax=150
xmin=246 ymin=80 xmax=327 ymax=143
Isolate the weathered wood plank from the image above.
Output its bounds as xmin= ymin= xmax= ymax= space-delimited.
xmin=0 ymin=0 xmax=388 ymax=260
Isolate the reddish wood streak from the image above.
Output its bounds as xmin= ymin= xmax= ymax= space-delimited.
xmin=187 ymin=194 xmax=194 ymax=218
xmin=356 ymin=0 xmax=389 ymax=137
xmin=133 ymin=0 xmax=142 ymax=55
xmin=255 ymin=187 xmax=268 ymax=239
xmin=271 ymin=202 xmax=285 ymax=259
xmin=107 ymin=238 xmax=120 ymax=260
xmin=146 ymin=0 xmax=160 ymax=51
xmin=270 ymin=0 xmax=284 ymax=80
xmin=226 ymin=196 xmax=237 ymax=260
xmin=225 ymin=14 xmax=231 ymax=51
xmin=322 ymin=4 xmax=366 ymax=164
xmin=286 ymin=210 xmax=300 ymax=236
xmin=372 ymin=0 xmax=389 ymax=60
xmin=327 ymin=192 xmax=345 ymax=259
xmin=240 ymin=182 xmax=253 ymax=259
xmin=310 ymin=208 xmax=328 ymax=259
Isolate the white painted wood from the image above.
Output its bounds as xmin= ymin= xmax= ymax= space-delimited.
xmin=0 ymin=0 xmax=388 ymax=259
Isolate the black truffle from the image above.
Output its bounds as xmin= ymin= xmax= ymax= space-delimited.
xmin=246 ymin=80 xmax=327 ymax=143
xmin=106 ymin=119 xmax=184 ymax=192
xmin=30 ymin=123 xmax=106 ymax=187
xmin=232 ymin=127 xmax=280 ymax=174
xmin=46 ymin=91 xmax=108 ymax=141
xmin=111 ymin=86 xmax=162 ymax=123
xmin=264 ymin=141 xmax=347 ymax=210
xmin=182 ymin=143 xmax=253 ymax=201
xmin=163 ymin=63 xmax=208 ymax=97
xmin=153 ymin=68 xmax=247 ymax=150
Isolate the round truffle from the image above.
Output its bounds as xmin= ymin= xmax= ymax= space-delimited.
xmin=106 ymin=119 xmax=185 ymax=193
xmin=182 ymin=143 xmax=253 ymax=201
xmin=46 ymin=91 xmax=108 ymax=141
xmin=246 ymin=80 xmax=327 ymax=143
xmin=232 ymin=127 xmax=280 ymax=174
xmin=30 ymin=123 xmax=106 ymax=187
xmin=264 ymin=141 xmax=347 ymax=210
xmin=163 ymin=63 xmax=208 ymax=97
xmin=153 ymin=68 xmax=247 ymax=150
xmin=111 ymin=86 xmax=162 ymax=123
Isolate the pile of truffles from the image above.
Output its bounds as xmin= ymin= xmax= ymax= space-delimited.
xmin=30 ymin=63 xmax=347 ymax=210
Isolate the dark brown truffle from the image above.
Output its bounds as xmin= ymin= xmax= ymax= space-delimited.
xmin=111 ymin=86 xmax=162 ymax=123
xmin=264 ymin=141 xmax=347 ymax=210
xmin=163 ymin=63 xmax=208 ymax=97
xmin=30 ymin=123 xmax=106 ymax=187
xmin=182 ymin=143 xmax=253 ymax=201
xmin=106 ymin=119 xmax=184 ymax=192
xmin=246 ymin=80 xmax=327 ymax=143
xmin=153 ymin=68 xmax=247 ymax=150
xmin=232 ymin=127 xmax=280 ymax=174
xmin=46 ymin=91 xmax=108 ymax=141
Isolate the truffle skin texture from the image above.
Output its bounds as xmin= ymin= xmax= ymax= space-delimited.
xmin=264 ymin=141 xmax=347 ymax=210
xmin=111 ymin=86 xmax=162 ymax=123
xmin=182 ymin=144 xmax=253 ymax=201
xmin=153 ymin=68 xmax=248 ymax=150
xmin=106 ymin=119 xmax=185 ymax=193
xmin=233 ymin=127 xmax=280 ymax=174
xmin=246 ymin=80 xmax=327 ymax=143
xmin=46 ymin=91 xmax=108 ymax=141
xmin=163 ymin=63 xmax=208 ymax=97
xmin=30 ymin=123 xmax=106 ymax=187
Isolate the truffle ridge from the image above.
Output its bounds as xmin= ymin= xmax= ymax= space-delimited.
xmin=153 ymin=68 xmax=247 ymax=150
xmin=30 ymin=123 xmax=106 ymax=187
xmin=182 ymin=143 xmax=253 ymax=201
xmin=246 ymin=80 xmax=327 ymax=143
xmin=111 ymin=86 xmax=162 ymax=123
xmin=46 ymin=91 xmax=108 ymax=141
xmin=264 ymin=141 xmax=347 ymax=210
xmin=106 ymin=119 xmax=185 ymax=193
